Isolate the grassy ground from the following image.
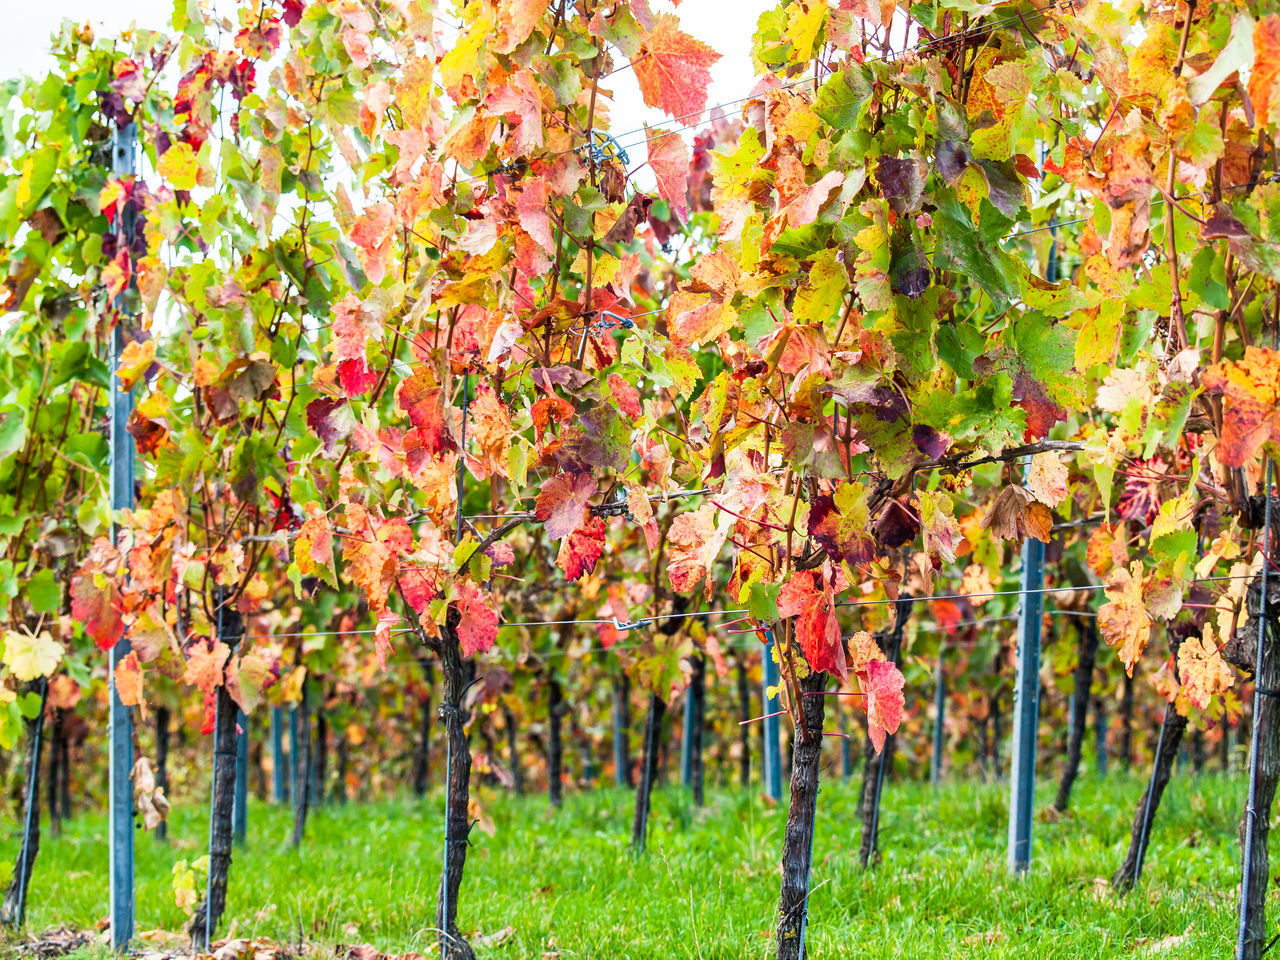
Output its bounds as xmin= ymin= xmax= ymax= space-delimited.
xmin=4 ymin=769 xmax=1248 ymax=959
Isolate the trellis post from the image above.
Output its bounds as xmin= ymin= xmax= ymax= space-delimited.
xmin=612 ymin=689 xmax=627 ymax=787
xmin=270 ymin=706 xmax=288 ymax=801
xmin=762 ymin=629 xmax=782 ymax=801
xmin=680 ymin=686 xmax=695 ymax=788
xmin=107 ymin=121 xmax=137 ymax=952
xmin=930 ymin=646 xmax=946 ymax=787
xmin=232 ymin=710 xmax=249 ymax=844
xmin=1095 ymin=703 xmax=1108 ymax=776
xmin=1007 ymin=523 xmax=1044 ymax=874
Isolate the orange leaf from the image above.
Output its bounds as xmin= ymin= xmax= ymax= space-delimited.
xmin=1098 ymin=562 xmax=1151 ymax=676
xmin=1250 ymin=15 xmax=1280 ymax=128
xmin=1201 ymin=346 xmax=1280 ymax=467
xmin=631 ymin=15 xmax=720 ymax=121
xmin=183 ymin=638 xmax=230 ymax=696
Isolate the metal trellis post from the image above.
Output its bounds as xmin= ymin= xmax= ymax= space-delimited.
xmin=108 ymin=121 xmax=137 ymax=952
xmin=1007 ymin=522 xmax=1045 ymax=874
xmin=612 ymin=693 xmax=627 ymax=788
xmin=232 ymin=709 xmax=249 ymax=844
xmin=931 ymin=646 xmax=946 ymax=787
xmin=289 ymin=705 xmax=300 ymax=792
xmin=271 ymin=706 xmax=287 ymax=802
xmin=762 ymin=629 xmax=782 ymax=801
xmin=1095 ymin=704 xmax=1108 ymax=777
xmin=680 ymin=685 xmax=695 ymax=788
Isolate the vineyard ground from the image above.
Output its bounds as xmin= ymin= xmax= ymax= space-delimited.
xmin=2 ymin=771 xmax=1244 ymax=959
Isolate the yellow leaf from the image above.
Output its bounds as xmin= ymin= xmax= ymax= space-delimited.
xmin=158 ymin=143 xmax=199 ymax=190
xmin=3 ymin=629 xmax=65 ymax=682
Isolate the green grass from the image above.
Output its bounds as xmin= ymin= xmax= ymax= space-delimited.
xmin=4 ymin=770 xmax=1250 ymax=958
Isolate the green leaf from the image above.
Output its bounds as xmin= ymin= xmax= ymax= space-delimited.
xmin=0 ymin=406 xmax=28 ymax=460
xmin=814 ymin=67 xmax=873 ymax=128
xmin=27 ymin=569 xmax=59 ymax=615
xmin=747 ymin=582 xmax=781 ymax=621
xmin=933 ymin=195 xmax=1019 ymax=310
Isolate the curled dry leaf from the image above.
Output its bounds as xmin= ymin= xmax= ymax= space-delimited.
xmin=979 ymin=484 xmax=1052 ymax=544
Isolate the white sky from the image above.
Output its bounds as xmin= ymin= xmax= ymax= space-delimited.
xmin=4 ymin=1 xmax=769 ymax=145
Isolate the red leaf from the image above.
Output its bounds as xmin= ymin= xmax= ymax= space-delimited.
xmin=396 ymin=372 xmax=456 ymax=454
xmin=483 ymin=69 xmax=543 ymax=155
xmin=338 ymin=358 xmax=379 ymax=396
xmin=607 ymin=374 xmax=643 ymax=419
xmin=306 ymin=397 xmax=355 ymax=454
xmin=456 ymin=581 xmax=498 ymax=657
xmin=70 ymin=571 xmax=124 ymax=651
xmin=862 ymin=658 xmax=905 ymax=754
xmin=556 ymin=515 xmax=606 ymax=581
xmin=535 ymin=471 xmax=597 ymax=540
xmin=646 ymin=127 xmax=690 ymax=221
xmin=631 ymin=15 xmax=720 ymax=121
xmin=531 ymin=395 xmax=575 ymax=442
xmin=776 ymin=571 xmax=847 ymax=681
xmin=517 ymin=179 xmax=555 ymax=253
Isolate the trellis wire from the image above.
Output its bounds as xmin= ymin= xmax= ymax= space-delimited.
xmin=239 ymin=573 xmax=1259 ymax=642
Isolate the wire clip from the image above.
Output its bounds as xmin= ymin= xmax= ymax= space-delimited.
xmin=612 ymin=616 xmax=647 ymax=632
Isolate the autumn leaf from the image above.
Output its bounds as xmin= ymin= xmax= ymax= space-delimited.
xmin=631 ymin=15 xmax=720 ymax=121
xmin=133 ymin=756 xmax=170 ymax=831
xmin=980 ymin=484 xmax=1052 ymax=544
xmin=294 ymin=512 xmax=338 ymax=589
xmin=373 ymin=610 xmax=400 ymax=670
xmin=1098 ymin=561 xmax=1151 ymax=677
xmin=1201 ymin=347 xmax=1280 ymax=467
xmin=344 ymin=529 xmax=398 ymax=612
xmin=70 ymin=570 xmax=125 ymax=651
xmin=306 ymin=397 xmax=356 ymax=455
xmin=1250 ymin=15 xmax=1280 ymax=128
xmin=777 ymin=571 xmax=846 ymax=680
xmin=666 ymin=503 xmax=728 ymax=599
xmin=535 ymin=471 xmax=597 ymax=540
xmin=113 ymin=651 xmax=146 ymax=718
xmin=607 ymin=374 xmax=643 ymax=420
xmin=456 ymin=580 xmax=499 ymax=657
xmin=556 ymin=515 xmax=606 ymax=581
xmin=3 ymin=629 xmax=64 ymax=682
xmin=226 ymin=649 xmax=279 ymax=713
xmin=183 ymin=638 xmax=231 ymax=696
xmin=466 ymin=384 xmax=511 ymax=481
xmin=350 ymin=201 xmax=397 ymax=284
xmin=117 ymin=339 xmax=156 ymax=391
xmin=1087 ymin=522 xmax=1128 ymax=577
xmin=1177 ymin=625 xmax=1234 ymax=711
xmin=483 ymin=69 xmax=544 ymax=156
xmin=396 ymin=372 xmax=457 ymax=454
xmin=646 ymin=126 xmax=690 ymax=221
xmin=861 ymin=658 xmax=905 ymax=754
xmin=918 ymin=490 xmax=963 ymax=574
xmin=158 ymin=142 xmax=198 ymax=190
xmin=807 ymin=483 xmax=878 ymax=568
xmin=1025 ymin=452 xmax=1069 ymax=507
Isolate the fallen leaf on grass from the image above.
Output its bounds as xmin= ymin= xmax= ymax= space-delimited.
xmin=1133 ymin=929 xmax=1190 ymax=954
xmin=474 ymin=926 xmax=515 ymax=948
xmin=961 ymin=928 xmax=1004 ymax=945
